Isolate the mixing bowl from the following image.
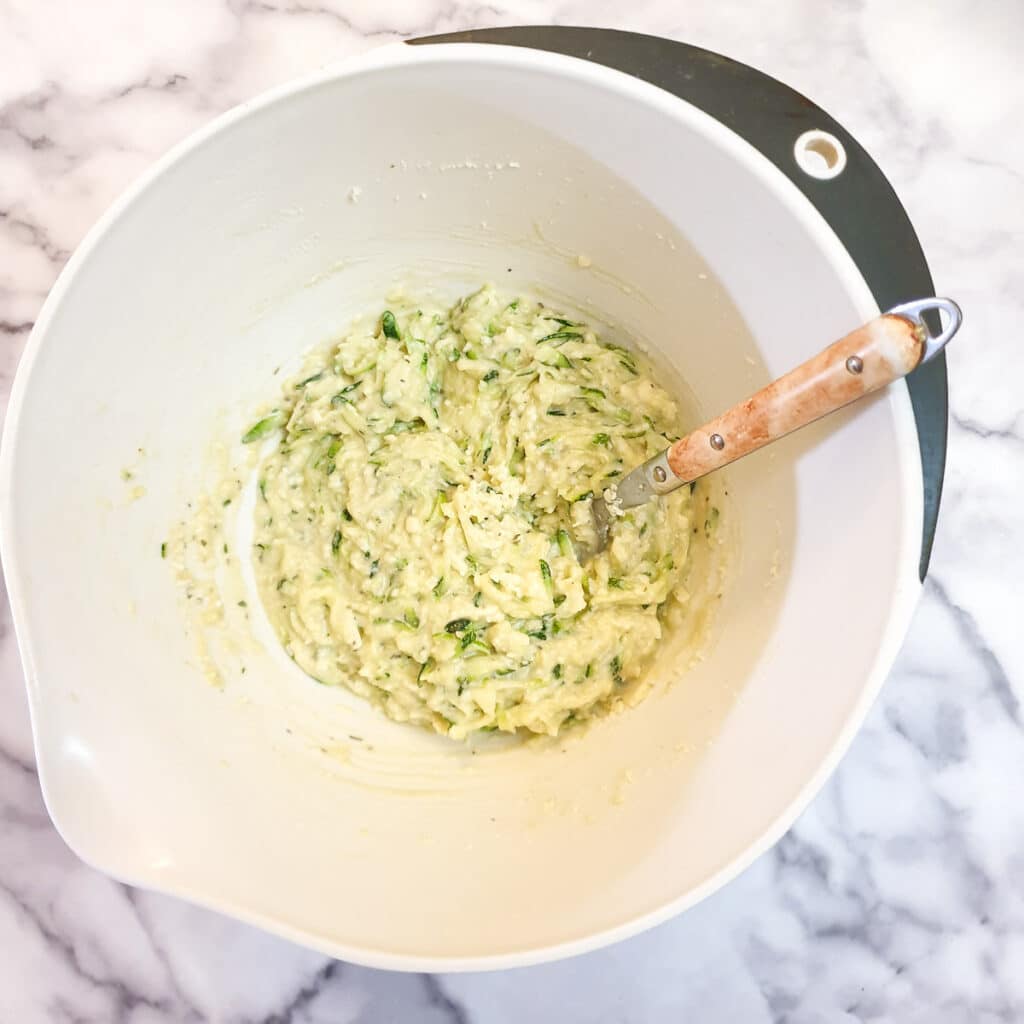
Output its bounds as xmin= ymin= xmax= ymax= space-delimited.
xmin=0 ymin=29 xmax=947 ymax=969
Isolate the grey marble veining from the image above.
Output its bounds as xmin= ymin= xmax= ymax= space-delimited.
xmin=1 ymin=1 xmax=1022 ymax=1020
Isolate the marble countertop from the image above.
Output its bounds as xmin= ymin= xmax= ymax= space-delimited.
xmin=2 ymin=1 xmax=1022 ymax=1020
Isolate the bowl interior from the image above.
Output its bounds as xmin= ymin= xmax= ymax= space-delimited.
xmin=1 ymin=45 xmax=922 ymax=967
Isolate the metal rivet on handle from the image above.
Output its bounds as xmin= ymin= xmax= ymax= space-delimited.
xmin=846 ymin=355 xmax=863 ymax=374
xmin=709 ymin=433 xmax=725 ymax=450
xmin=653 ymin=466 xmax=667 ymax=483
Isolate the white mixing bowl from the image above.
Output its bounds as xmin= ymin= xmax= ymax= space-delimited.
xmin=0 ymin=38 xmax=940 ymax=969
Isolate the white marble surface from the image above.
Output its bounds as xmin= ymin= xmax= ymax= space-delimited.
xmin=2 ymin=0 xmax=1022 ymax=1019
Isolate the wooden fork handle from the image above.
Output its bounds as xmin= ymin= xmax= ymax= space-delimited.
xmin=666 ymin=313 xmax=926 ymax=482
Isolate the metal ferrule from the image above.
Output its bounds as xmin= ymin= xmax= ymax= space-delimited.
xmin=614 ymin=449 xmax=686 ymax=509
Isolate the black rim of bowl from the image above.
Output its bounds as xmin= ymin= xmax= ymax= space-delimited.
xmin=409 ymin=26 xmax=947 ymax=581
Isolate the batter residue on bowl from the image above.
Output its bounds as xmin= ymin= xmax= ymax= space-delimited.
xmin=247 ymin=285 xmax=695 ymax=738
